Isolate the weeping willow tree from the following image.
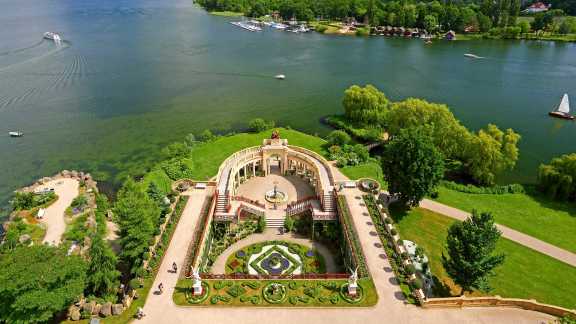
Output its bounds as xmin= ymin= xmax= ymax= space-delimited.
xmin=538 ymin=153 xmax=576 ymax=201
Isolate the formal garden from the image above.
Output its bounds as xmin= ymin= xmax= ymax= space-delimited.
xmin=225 ymin=241 xmax=326 ymax=275
xmin=173 ymin=278 xmax=377 ymax=307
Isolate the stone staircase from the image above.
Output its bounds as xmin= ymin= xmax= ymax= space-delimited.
xmin=322 ymin=193 xmax=336 ymax=212
xmin=266 ymin=216 xmax=286 ymax=229
xmin=215 ymin=192 xmax=229 ymax=214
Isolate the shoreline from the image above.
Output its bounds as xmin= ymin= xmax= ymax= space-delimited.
xmin=207 ymin=10 xmax=576 ymax=43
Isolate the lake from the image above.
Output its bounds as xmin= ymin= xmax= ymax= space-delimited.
xmin=1 ymin=0 xmax=575 ymax=215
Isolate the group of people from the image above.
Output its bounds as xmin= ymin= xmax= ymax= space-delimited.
xmin=136 ymin=262 xmax=178 ymax=320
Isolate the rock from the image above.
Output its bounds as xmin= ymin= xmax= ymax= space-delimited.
xmin=69 ymin=306 xmax=81 ymax=321
xmin=112 ymin=304 xmax=124 ymax=315
xmin=18 ymin=234 xmax=31 ymax=244
xmin=122 ymin=295 xmax=132 ymax=308
xmin=100 ymin=302 xmax=112 ymax=317
xmin=82 ymin=301 xmax=96 ymax=314
xmin=92 ymin=303 xmax=101 ymax=315
xmin=61 ymin=170 xmax=70 ymax=177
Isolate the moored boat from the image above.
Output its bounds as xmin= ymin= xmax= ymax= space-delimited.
xmin=549 ymin=93 xmax=574 ymax=120
xmin=9 ymin=131 xmax=23 ymax=137
xmin=275 ymin=74 xmax=285 ymax=80
xmin=464 ymin=53 xmax=483 ymax=59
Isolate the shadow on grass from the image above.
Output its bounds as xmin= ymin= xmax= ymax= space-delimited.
xmin=525 ymin=186 xmax=576 ymax=218
xmin=431 ymin=275 xmax=455 ymax=297
xmin=388 ymin=202 xmax=410 ymax=223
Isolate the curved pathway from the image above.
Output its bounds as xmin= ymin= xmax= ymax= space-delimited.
xmin=210 ymin=229 xmax=338 ymax=273
xmin=139 ymin=186 xmax=554 ymax=324
xmin=38 ymin=178 xmax=79 ymax=246
xmin=420 ymin=199 xmax=576 ymax=267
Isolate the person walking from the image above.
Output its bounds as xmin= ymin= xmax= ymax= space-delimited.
xmin=158 ymin=283 xmax=164 ymax=294
xmin=172 ymin=262 xmax=178 ymax=273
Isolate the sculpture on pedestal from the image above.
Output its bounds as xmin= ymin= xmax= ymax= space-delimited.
xmin=348 ymin=266 xmax=358 ymax=296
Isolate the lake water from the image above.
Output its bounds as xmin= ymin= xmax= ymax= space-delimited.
xmin=1 ymin=0 xmax=575 ymax=215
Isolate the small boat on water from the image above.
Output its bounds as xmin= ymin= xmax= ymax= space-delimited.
xmin=275 ymin=74 xmax=285 ymax=80
xmin=43 ymin=32 xmax=62 ymax=42
xmin=270 ymin=23 xmax=288 ymax=30
xmin=464 ymin=53 xmax=483 ymax=59
xmin=549 ymin=93 xmax=573 ymax=120
xmin=230 ymin=21 xmax=262 ymax=32
xmin=9 ymin=131 xmax=23 ymax=137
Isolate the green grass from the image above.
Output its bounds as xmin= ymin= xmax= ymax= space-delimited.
xmin=173 ymin=278 xmax=377 ymax=307
xmin=340 ymin=162 xmax=386 ymax=189
xmin=142 ymin=168 xmax=173 ymax=195
xmin=209 ymin=11 xmax=244 ymax=17
xmin=391 ymin=206 xmax=576 ymax=309
xmin=435 ymin=186 xmax=576 ymax=254
xmin=185 ymin=128 xmax=328 ymax=181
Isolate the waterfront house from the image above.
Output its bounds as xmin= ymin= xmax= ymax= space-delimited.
xmin=522 ymin=2 xmax=550 ymax=13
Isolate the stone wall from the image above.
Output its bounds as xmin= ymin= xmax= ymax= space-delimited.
xmin=423 ymin=295 xmax=576 ymax=318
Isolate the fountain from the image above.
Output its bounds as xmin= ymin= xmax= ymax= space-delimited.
xmin=264 ymin=181 xmax=288 ymax=204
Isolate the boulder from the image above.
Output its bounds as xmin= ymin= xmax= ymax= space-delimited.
xmin=100 ymin=302 xmax=112 ymax=317
xmin=82 ymin=301 xmax=96 ymax=314
xmin=69 ymin=306 xmax=81 ymax=321
xmin=122 ymin=295 xmax=133 ymax=308
xmin=92 ymin=303 xmax=101 ymax=315
xmin=112 ymin=304 xmax=124 ymax=315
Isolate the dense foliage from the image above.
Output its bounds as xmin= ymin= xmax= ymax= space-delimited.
xmin=442 ymin=211 xmax=505 ymax=294
xmin=0 ymin=245 xmax=87 ymax=323
xmin=248 ymin=118 xmax=276 ymax=132
xmin=440 ymin=180 xmax=524 ymax=195
xmin=326 ymin=130 xmax=351 ymax=146
xmin=328 ymin=144 xmax=370 ymax=167
xmin=114 ymin=179 xmax=161 ymax=275
xmin=10 ymin=191 xmax=56 ymax=211
xmin=382 ymin=127 xmax=445 ymax=206
xmin=340 ymin=84 xmax=520 ymax=185
xmin=86 ymin=234 xmax=121 ymax=300
xmin=538 ymin=153 xmax=576 ymax=201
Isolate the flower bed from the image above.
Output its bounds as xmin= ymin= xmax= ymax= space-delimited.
xmin=225 ymin=241 xmax=326 ymax=275
xmin=173 ymin=278 xmax=378 ymax=307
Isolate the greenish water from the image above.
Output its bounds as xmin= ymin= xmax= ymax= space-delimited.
xmin=1 ymin=0 xmax=575 ymax=216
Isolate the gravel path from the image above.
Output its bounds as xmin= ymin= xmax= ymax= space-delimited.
xmin=38 ymin=178 xmax=79 ymax=246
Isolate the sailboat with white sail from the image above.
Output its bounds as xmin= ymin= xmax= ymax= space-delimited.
xmin=549 ymin=94 xmax=574 ymax=120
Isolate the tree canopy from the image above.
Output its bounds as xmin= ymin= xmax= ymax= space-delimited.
xmin=442 ymin=211 xmax=505 ymax=294
xmin=0 ymin=245 xmax=87 ymax=323
xmin=86 ymin=233 xmax=121 ymax=299
xmin=343 ymin=84 xmax=389 ymax=126
xmin=382 ymin=127 xmax=445 ymax=206
xmin=538 ymin=153 xmax=576 ymax=201
xmin=115 ymin=179 xmax=160 ymax=275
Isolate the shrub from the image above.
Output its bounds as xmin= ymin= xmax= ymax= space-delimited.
xmin=401 ymin=252 xmax=409 ymax=259
xmin=327 ymin=130 xmax=351 ymax=146
xmin=384 ymin=217 xmax=392 ymax=224
xmin=284 ymin=216 xmax=295 ymax=232
xmin=390 ymin=228 xmax=397 ymax=236
xmin=441 ymin=181 xmax=524 ymax=195
xmin=405 ymin=264 xmax=416 ymax=275
xmin=411 ymin=278 xmax=423 ymax=290
xmin=257 ymin=216 xmax=266 ymax=233
xmin=198 ymin=129 xmax=215 ymax=142
xmin=248 ymin=118 xmax=275 ymax=132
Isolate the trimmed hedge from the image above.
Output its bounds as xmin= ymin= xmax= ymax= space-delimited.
xmin=440 ymin=181 xmax=525 ymax=195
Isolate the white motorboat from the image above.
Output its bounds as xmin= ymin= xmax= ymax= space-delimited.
xmin=43 ymin=32 xmax=62 ymax=42
xmin=9 ymin=131 xmax=23 ymax=137
xmin=230 ymin=21 xmax=262 ymax=32
xmin=464 ymin=53 xmax=483 ymax=59
xmin=275 ymin=74 xmax=285 ymax=80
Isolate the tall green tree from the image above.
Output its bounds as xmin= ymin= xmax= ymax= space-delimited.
xmin=115 ymin=179 xmax=160 ymax=275
xmin=382 ymin=127 xmax=445 ymax=206
xmin=0 ymin=245 xmax=87 ymax=323
xmin=538 ymin=153 xmax=576 ymax=201
xmin=342 ymin=84 xmax=389 ymax=126
xmin=86 ymin=234 xmax=120 ymax=298
xmin=442 ymin=211 xmax=505 ymax=295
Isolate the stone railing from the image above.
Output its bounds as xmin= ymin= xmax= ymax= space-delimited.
xmin=232 ymin=195 xmax=265 ymax=209
xmin=201 ymin=273 xmax=350 ymax=280
xmin=423 ymin=295 xmax=576 ymax=318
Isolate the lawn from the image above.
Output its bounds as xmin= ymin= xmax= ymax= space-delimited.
xmin=209 ymin=11 xmax=244 ymax=17
xmin=340 ymin=161 xmax=386 ymax=189
xmin=435 ymin=186 xmax=576 ymax=254
xmin=391 ymin=206 xmax=576 ymax=309
xmin=184 ymin=128 xmax=328 ymax=181
xmin=173 ymin=278 xmax=377 ymax=307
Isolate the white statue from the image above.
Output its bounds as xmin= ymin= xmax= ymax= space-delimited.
xmin=191 ymin=267 xmax=203 ymax=296
xmin=348 ymin=266 xmax=359 ymax=296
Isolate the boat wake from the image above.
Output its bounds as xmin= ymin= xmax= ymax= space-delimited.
xmin=0 ymin=39 xmax=46 ymax=57
xmin=0 ymin=41 xmax=70 ymax=74
xmin=464 ymin=53 xmax=484 ymax=59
